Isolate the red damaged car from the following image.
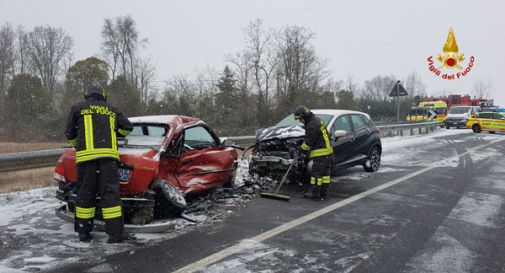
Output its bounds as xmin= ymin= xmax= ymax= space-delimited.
xmin=55 ymin=115 xmax=238 ymax=225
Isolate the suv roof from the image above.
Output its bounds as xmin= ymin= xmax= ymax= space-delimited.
xmin=311 ymin=109 xmax=371 ymax=119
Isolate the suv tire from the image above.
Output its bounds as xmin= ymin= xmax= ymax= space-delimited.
xmin=364 ymin=146 xmax=381 ymax=172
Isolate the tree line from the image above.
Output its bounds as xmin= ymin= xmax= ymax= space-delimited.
xmin=0 ymin=16 xmax=431 ymax=141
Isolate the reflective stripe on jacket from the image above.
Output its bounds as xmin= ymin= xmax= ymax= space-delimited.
xmin=300 ymin=114 xmax=333 ymax=158
xmin=65 ymin=97 xmax=133 ymax=164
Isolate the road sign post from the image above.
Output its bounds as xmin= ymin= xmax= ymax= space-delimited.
xmin=389 ymin=81 xmax=408 ymax=122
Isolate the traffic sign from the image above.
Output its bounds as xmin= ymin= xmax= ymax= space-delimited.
xmin=389 ymin=81 xmax=408 ymax=97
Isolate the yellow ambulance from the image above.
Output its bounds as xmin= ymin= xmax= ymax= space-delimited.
xmin=406 ymin=101 xmax=448 ymax=123
xmin=418 ymin=101 xmax=448 ymax=123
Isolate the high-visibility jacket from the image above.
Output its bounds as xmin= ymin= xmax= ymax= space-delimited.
xmin=65 ymin=95 xmax=133 ymax=164
xmin=301 ymin=114 xmax=333 ymax=158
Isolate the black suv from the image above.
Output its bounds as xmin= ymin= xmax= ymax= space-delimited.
xmin=249 ymin=109 xmax=382 ymax=182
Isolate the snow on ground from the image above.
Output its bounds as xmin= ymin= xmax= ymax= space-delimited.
xmin=330 ymin=128 xmax=502 ymax=182
xmin=0 ymin=159 xmax=255 ymax=273
xmin=380 ymin=129 xmax=502 ymax=170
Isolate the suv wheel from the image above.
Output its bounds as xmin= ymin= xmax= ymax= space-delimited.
xmin=472 ymin=124 xmax=481 ymax=133
xmin=364 ymin=146 xmax=381 ymax=172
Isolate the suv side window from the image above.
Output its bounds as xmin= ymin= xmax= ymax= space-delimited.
xmin=331 ymin=115 xmax=352 ymax=134
xmin=351 ymin=114 xmax=368 ymax=130
xmin=183 ymin=126 xmax=218 ymax=150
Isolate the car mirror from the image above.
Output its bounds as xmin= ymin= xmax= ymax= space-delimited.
xmin=222 ymin=138 xmax=245 ymax=151
xmin=334 ymin=130 xmax=347 ymax=139
xmin=222 ymin=139 xmax=236 ymax=147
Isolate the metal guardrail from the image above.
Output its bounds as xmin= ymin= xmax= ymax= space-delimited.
xmin=0 ymin=148 xmax=65 ymax=173
xmin=0 ymin=122 xmax=442 ymax=173
xmin=223 ymin=121 xmax=443 ymax=145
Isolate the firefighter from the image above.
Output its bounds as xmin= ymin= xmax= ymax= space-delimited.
xmin=294 ymin=106 xmax=333 ymax=200
xmin=65 ymin=83 xmax=135 ymax=243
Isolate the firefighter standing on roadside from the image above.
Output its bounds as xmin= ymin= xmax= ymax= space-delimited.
xmin=65 ymin=84 xmax=135 ymax=243
xmin=294 ymin=106 xmax=333 ymax=200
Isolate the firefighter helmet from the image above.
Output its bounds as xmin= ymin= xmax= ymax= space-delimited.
xmin=294 ymin=105 xmax=311 ymax=120
xmin=85 ymin=83 xmax=107 ymax=100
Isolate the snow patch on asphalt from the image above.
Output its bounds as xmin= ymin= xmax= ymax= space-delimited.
xmin=199 ymin=240 xmax=298 ymax=273
xmin=476 ymin=175 xmax=505 ymax=192
xmin=403 ymin=232 xmax=474 ymax=273
xmin=447 ymin=191 xmax=503 ymax=228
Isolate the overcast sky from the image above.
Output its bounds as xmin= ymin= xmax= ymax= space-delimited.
xmin=1 ymin=0 xmax=504 ymax=105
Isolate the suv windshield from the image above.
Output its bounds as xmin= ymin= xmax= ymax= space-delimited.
xmin=276 ymin=114 xmax=333 ymax=127
xmin=448 ymin=107 xmax=471 ymax=114
xmin=124 ymin=123 xmax=167 ymax=147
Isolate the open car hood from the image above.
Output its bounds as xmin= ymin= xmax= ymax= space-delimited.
xmin=255 ymin=125 xmax=305 ymax=142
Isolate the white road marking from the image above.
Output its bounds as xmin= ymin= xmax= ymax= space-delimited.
xmin=173 ymin=137 xmax=505 ymax=273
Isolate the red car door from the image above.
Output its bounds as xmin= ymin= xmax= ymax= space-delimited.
xmin=175 ymin=125 xmax=237 ymax=194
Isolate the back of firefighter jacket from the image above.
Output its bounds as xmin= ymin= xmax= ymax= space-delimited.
xmin=65 ymin=97 xmax=133 ymax=164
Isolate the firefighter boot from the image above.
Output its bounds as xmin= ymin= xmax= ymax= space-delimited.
xmin=304 ymin=185 xmax=321 ymax=200
xmin=79 ymin=232 xmax=93 ymax=242
xmin=320 ymin=185 xmax=328 ymax=200
xmin=107 ymin=233 xmax=137 ymax=244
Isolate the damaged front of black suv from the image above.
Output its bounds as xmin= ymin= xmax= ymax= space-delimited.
xmin=249 ymin=125 xmax=309 ymax=183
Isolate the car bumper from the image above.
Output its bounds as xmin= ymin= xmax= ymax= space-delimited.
xmin=250 ymin=155 xmax=294 ymax=166
xmin=444 ymin=121 xmax=467 ymax=127
xmin=56 ymin=186 xmax=155 ymax=213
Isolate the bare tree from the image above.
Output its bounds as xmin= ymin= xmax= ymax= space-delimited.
xmin=227 ymin=52 xmax=256 ymax=126
xmin=101 ymin=15 xmax=147 ymax=84
xmin=473 ymin=80 xmax=493 ymax=98
xmin=274 ymin=25 xmax=328 ymax=113
xmin=362 ymin=75 xmax=397 ymax=101
xmin=404 ymin=71 xmax=426 ymax=99
xmin=344 ymin=74 xmax=358 ymax=94
xmin=241 ymin=19 xmax=277 ymax=126
xmin=101 ymin=18 xmax=120 ymax=81
xmin=135 ymin=57 xmax=155 ymax=103
xmin=0 ymin=23 xmax=16 ymax=104
xmin=16 ymin=26 xmax=30 ymax=75
xmin=25 ymin=25 xmax=73 ymax=93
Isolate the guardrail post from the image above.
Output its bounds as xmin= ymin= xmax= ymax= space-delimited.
xmin=410 ymin=129 xmax=414 ymax=135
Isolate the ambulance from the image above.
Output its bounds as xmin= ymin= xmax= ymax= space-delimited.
xmin=406 ymin=101 xmax=447 ymax=123
xmin=467 ymin=112 xmax=505 ymax=133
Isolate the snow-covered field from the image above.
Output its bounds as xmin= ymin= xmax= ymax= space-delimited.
xmin=0 ymin=128 xmax=503 ymax=272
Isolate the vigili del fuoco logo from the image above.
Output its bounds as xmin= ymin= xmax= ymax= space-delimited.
xmin=427 ymin=28 xmax=475 ymax=80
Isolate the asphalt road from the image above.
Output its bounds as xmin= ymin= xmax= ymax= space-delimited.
xmin=38 ymin=130 xmax=505 ymax=272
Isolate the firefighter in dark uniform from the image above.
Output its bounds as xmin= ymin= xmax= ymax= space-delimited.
xmin=65 ymin=84 xmax=135 ymax=243
xmin=294 ymin=106 xmax=333 ymax=200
